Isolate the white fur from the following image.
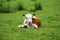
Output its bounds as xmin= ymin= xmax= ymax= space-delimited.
xmin=25 ymin=14 xmax=32 ymax=23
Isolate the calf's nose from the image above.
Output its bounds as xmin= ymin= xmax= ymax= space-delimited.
xmin=28 ymin=22 xmax=32 ymax=26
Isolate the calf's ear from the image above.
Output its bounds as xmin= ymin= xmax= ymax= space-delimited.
xmin=23 ymin=14 xmax=25 ymax=16
xmin=23 ymin=14 xmax=26 ymax=18
xmin=33 ymin=13 xmax=35 ymax=16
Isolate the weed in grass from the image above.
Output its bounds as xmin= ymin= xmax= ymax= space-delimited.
xmin=35 ymin=2 xmax=42 ymax=10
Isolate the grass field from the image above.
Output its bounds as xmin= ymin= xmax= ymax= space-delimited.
xmin=0 ymin=0 xmax=60 ymax=40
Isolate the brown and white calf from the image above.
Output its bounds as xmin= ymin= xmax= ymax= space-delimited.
xmin=18 ymin=13 xmax=41 ymax=28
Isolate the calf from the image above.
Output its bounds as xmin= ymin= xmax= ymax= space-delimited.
xmin=18 ymin=13 xmax=41 ymax=28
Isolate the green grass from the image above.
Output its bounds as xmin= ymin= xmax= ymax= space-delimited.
xmin=0 ymin=0 xmax=60 ymax=40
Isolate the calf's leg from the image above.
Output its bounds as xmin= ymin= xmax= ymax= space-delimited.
xmin=32 ymin=24 xmax=38 ymax=28
xmin=18 ymin=24 xmax=28 ymax=28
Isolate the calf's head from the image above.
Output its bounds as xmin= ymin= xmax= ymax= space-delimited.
xmin=23 ymin=14 xmax=35 ymax=24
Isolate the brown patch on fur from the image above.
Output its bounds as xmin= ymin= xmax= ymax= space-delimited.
xmin=32 ymin=18 xmax=41 ymax=27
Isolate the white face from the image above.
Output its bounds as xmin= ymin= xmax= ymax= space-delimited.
xmin=25 ymin=14 xmax=32 ymax=23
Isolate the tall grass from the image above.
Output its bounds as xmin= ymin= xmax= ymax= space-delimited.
xmin=0 ymin=0 xmax=43 ymax=13
xmin=0 ymin=0 xmax=24 ymax=13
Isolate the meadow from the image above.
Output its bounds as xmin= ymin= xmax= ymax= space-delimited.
xmin=0 ymin=0 xmax=60 ymax=40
